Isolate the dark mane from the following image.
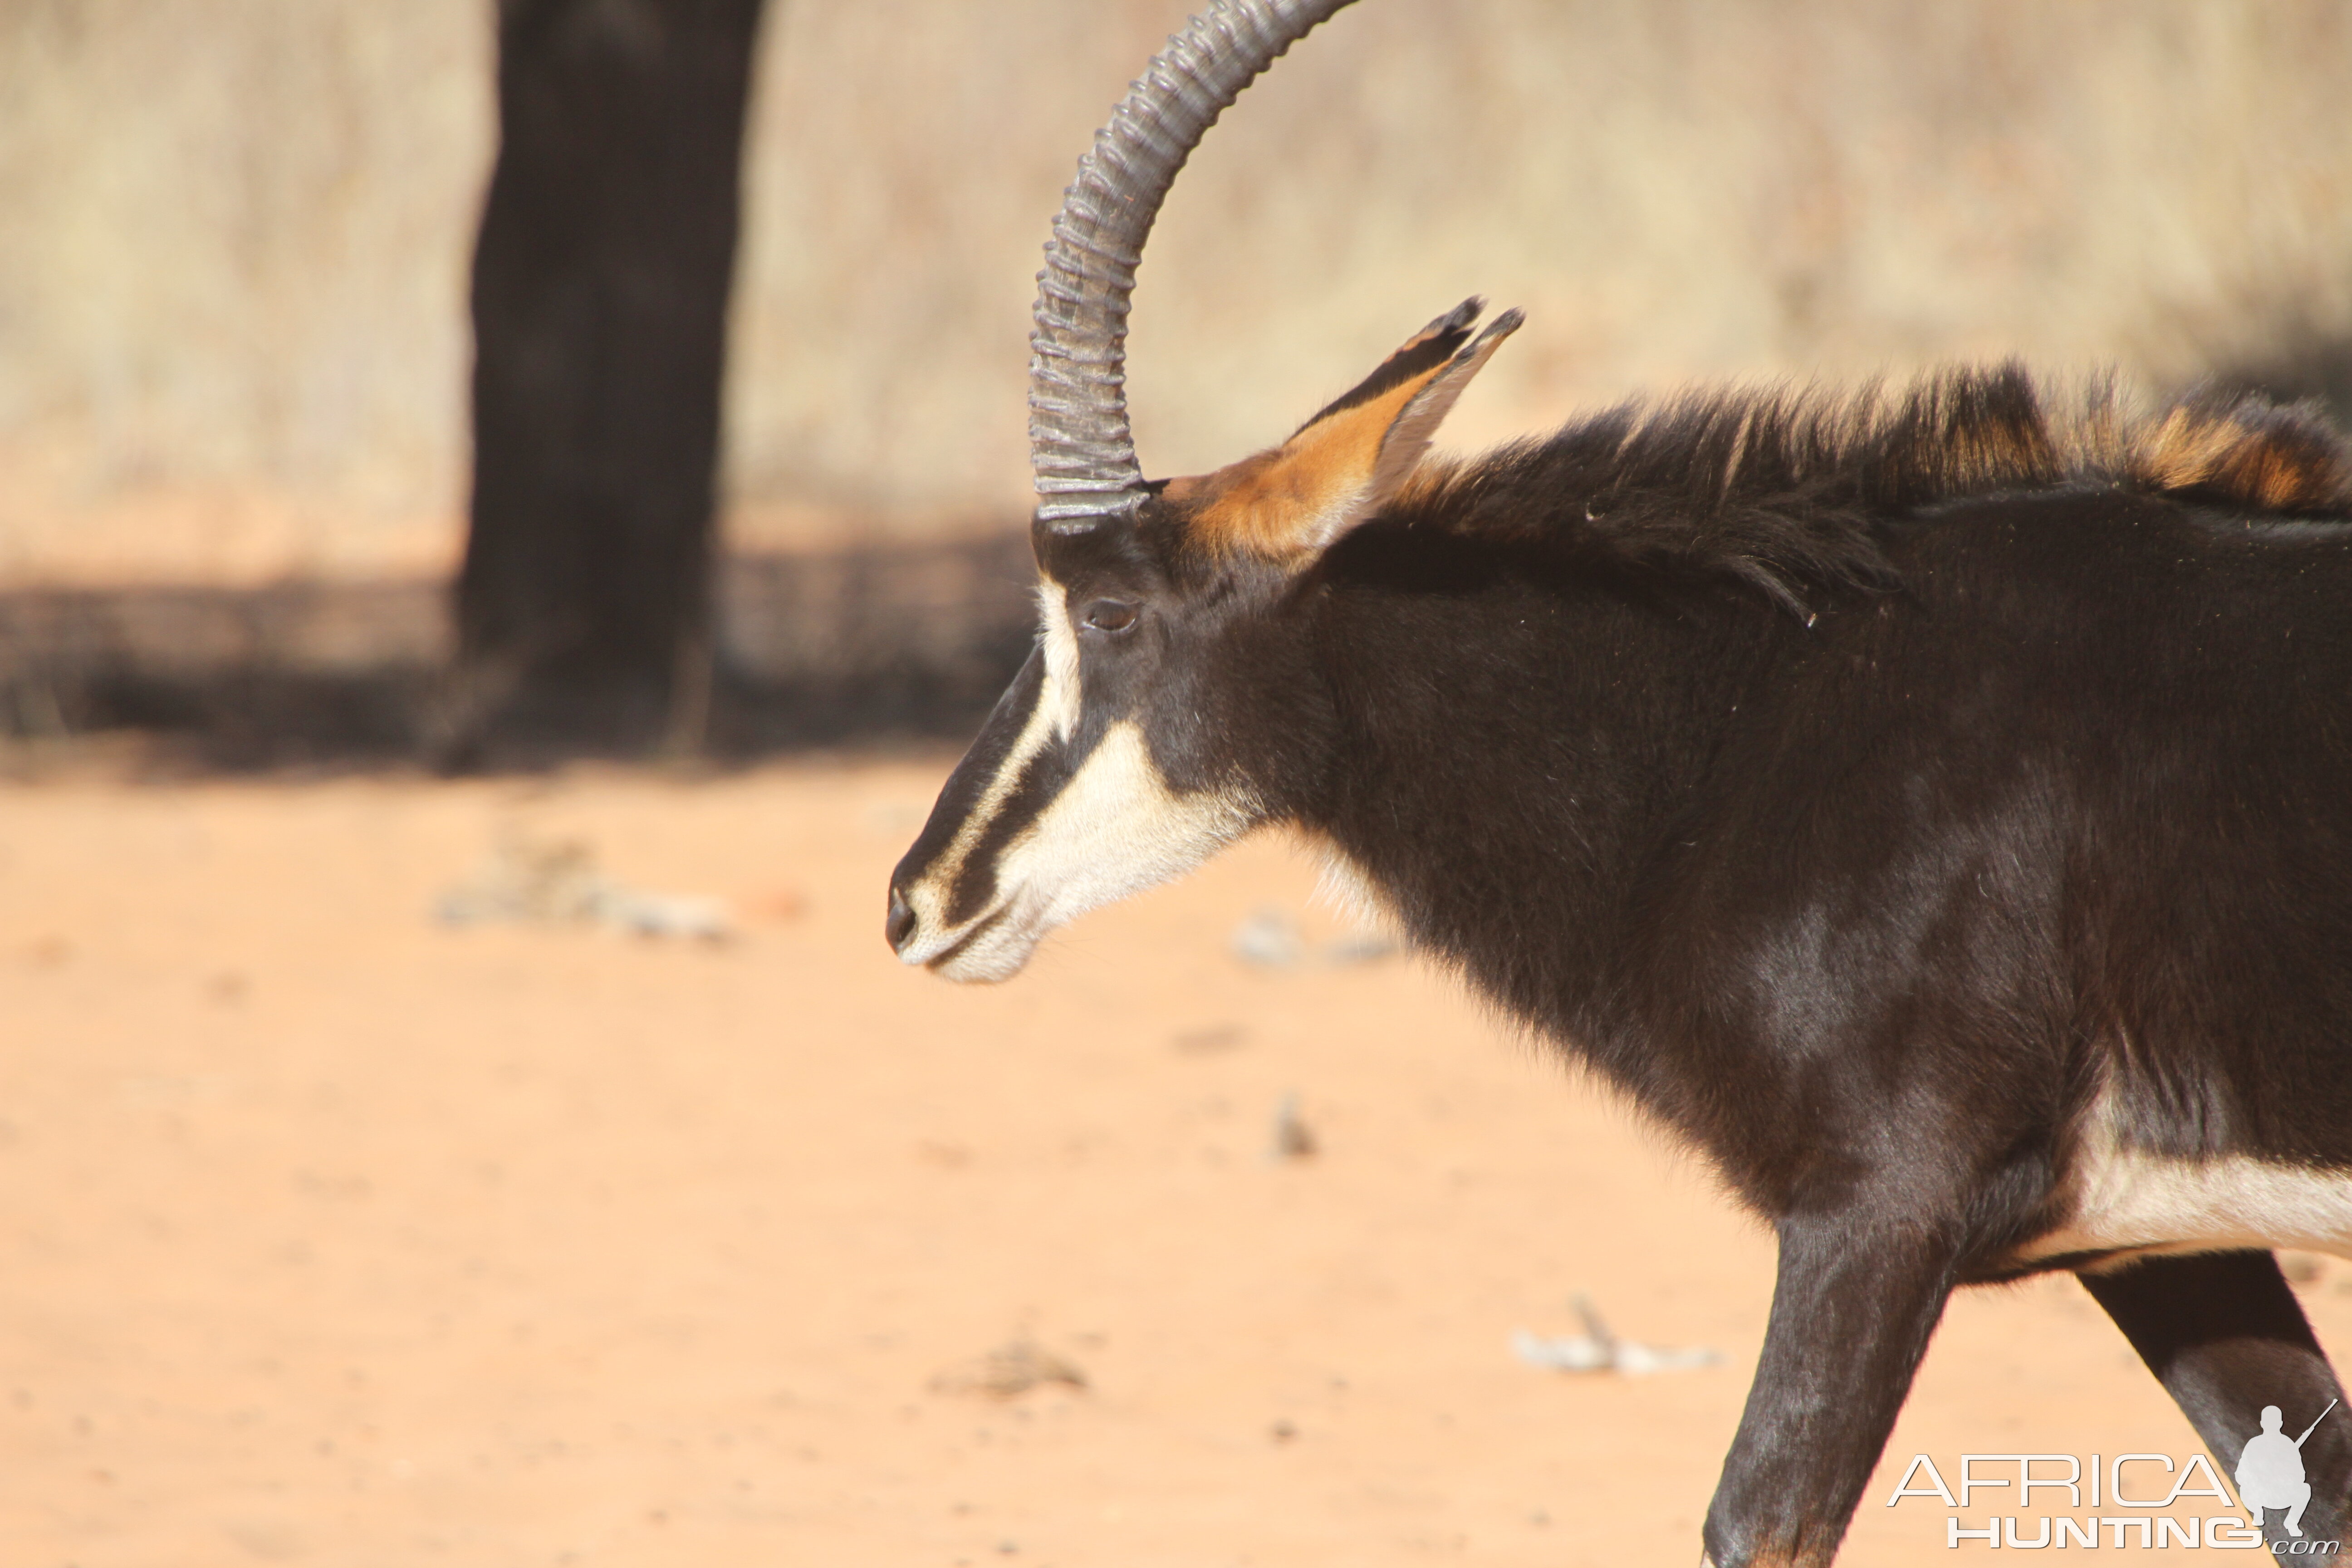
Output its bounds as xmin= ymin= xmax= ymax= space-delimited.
xmin=1393 ymin=362 xmax=2352 ymax=616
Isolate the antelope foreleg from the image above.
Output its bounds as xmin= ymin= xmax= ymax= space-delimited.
xmin=1700 ymin=1212 xmax=1958 ymax=1568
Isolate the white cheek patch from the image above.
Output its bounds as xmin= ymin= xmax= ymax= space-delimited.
xmin=1036 ymin=583 xmax=1083 ymax=742
xmin=995 ymin=720 xmax=1256 ymax=931
xmin=2024 ymin=1095 xmax=2352 ymax=1267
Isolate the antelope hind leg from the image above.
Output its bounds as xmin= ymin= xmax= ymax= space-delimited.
xmin=2081 ymin=1250 xmax=2351 ymax=1549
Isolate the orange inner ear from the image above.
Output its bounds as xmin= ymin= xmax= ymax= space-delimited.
xmin=1184 ymin=363 xmax=1449 ymax=558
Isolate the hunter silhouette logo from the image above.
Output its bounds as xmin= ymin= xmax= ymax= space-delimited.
xmin=2240 ymin=1400 xmax=2339 ymax=1540
xmin=1883 ymin=1394 xmax=2347 ymax=1551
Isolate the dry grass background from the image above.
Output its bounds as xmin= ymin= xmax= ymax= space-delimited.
xmin=0 ymin=0 xmax=2350 ymax=583
xmin=0 ymin=0 xmax=488 ymax=584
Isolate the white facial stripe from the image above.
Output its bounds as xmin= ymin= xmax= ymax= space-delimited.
xmin=894 ymin=657 xmax=1064 ymax=956
xmin=898 ymin=582 xmax=1087 ymax=954
xmin=2023 ymin=1092 xmax=2352 ymax=1266
xmin=916 ymin=720 xmax=1256 ymax=983
xmin=1036 ymin=582 xmax=1083 ymax=742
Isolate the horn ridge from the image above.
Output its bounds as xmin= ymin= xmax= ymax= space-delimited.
xmin=1029 ymin=0 xmax=1361 ymax=532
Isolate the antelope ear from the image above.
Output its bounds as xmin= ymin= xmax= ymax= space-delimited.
xmin=1173 ymin=300 xmax=1524 ymax=560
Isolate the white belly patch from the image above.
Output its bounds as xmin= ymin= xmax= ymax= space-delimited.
xmin=2023 ymin=1128 xmax=2352 ymax=1268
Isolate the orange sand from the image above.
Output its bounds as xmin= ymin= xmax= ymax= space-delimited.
xmin=0 ymin=757 xmax=2343 ymax=1565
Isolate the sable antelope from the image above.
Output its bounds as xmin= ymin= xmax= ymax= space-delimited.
xmin=884 ymin=2 xmax=2352 ymax=1561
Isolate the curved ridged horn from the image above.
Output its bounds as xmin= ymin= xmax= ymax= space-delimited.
xmin=1029 ymin=0 xmax=1359 ymax=531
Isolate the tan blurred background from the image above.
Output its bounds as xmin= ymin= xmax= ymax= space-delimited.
xmin=3 ymin=0 xmax=2349 ymax=588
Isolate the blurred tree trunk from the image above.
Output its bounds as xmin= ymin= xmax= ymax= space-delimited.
xmin=447 ymin=0 xmax=767 ymax=764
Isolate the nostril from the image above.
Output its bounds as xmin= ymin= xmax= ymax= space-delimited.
xmin=885 ymin=886 xmax=918 ymax=952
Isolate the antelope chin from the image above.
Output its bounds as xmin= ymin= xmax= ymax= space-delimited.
xmin=902 ymin=903 xmax=1049 ymax=985
xmin=927 ymin=930 xmax=1044 ymax=985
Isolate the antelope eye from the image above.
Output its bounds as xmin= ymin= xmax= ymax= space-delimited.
xmin=1081 ymin=599 xmax=1140 ymax=634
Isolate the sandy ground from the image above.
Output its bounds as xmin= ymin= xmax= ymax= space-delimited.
xmin=0 ymin=755 xmax=2345 ymax=1567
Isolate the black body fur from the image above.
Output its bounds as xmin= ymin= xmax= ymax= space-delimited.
xmin=906 ymin=364 xmax=2352 ymax=1566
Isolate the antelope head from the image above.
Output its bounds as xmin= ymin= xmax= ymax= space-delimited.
xmin=885 ymin=0 xmax=1519 ymax=982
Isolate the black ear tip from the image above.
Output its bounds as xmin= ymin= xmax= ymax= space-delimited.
xmin=1419 ymin=297 xmax=1484 ymax=340
xmin=1443 ymin=307 xmax=1525 ymax=369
